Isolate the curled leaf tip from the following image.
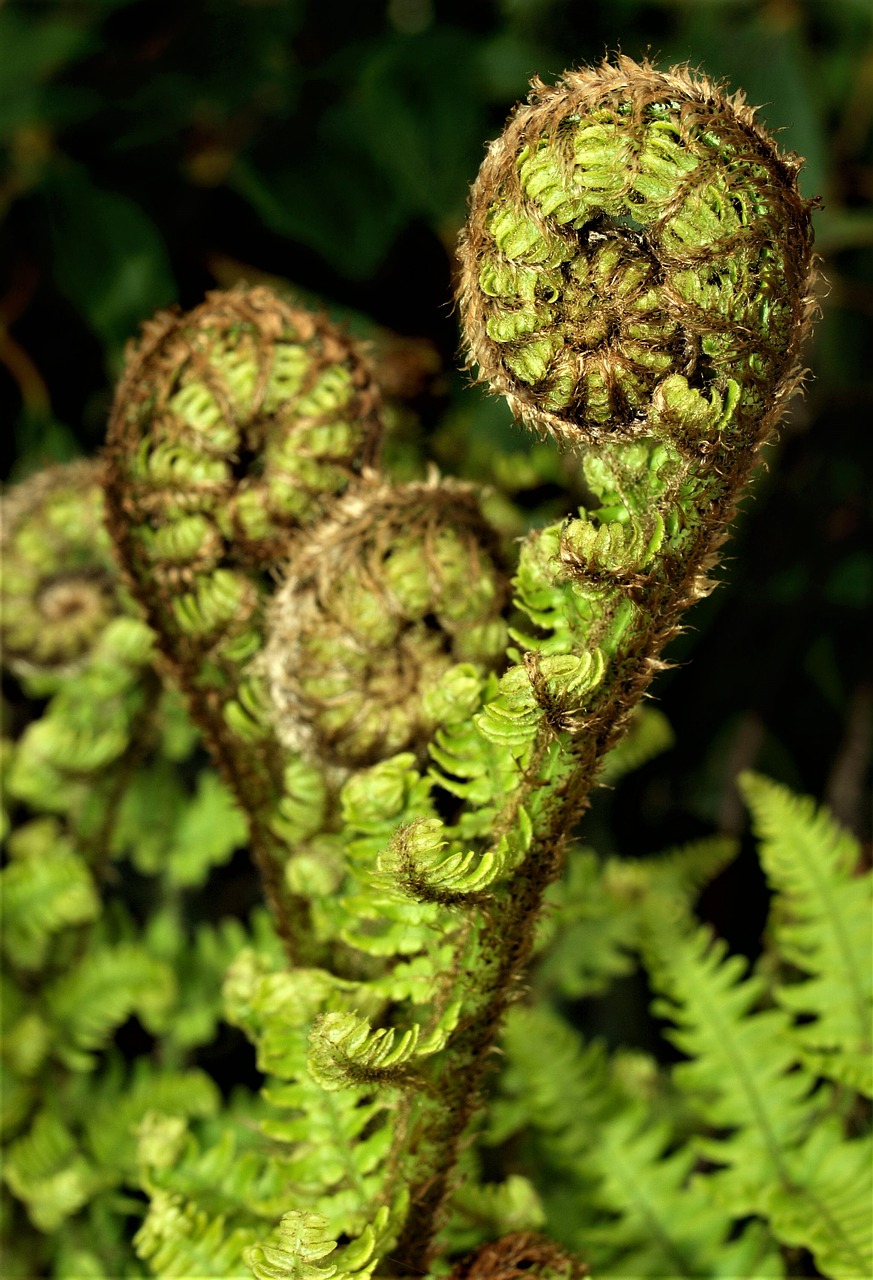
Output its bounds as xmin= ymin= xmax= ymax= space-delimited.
xmin=458 ymin=55 xmax=816 ymax=456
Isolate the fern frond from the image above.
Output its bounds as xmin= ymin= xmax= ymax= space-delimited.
xmin=133 ymin=1187 xmax=257 ymax=1278
xmin=223 ymin=949 xmax=383 ymax=1082
xmin=740 ymin=772 xmax=873 ymax=1086
xmin=111 ymin=760 xmax=246 ymax=888
xmin=644 ymin=921 xmax=816 ymax=1204
xmin=535 ymin=837 xmax=736 ymax=998
xmin=376 ymin=814 xmax=530 ymax=902
xmin=2 ymin=1109 xmax=109 ymax=1233
xmin=144 ymin=910 xmax=256 ymax=1052
xmin=493 ymin=1005 xmax=778 ymax=1277
xmin=248 ymin=1212 xmax=339 ymax=1280
xmin=1 ymin=822 xmax=100 ymax=970
xmin=534 ymin=849 xmax=640 ymax=998
xmin=81 ymin=1059 xmax=220 ymax=1176
xmin=426 ymin=667 xmax=521 ymax=823
xmin=308 ymin=1008 xmax=458 ymax=1090
xmin=246 ymin=1205 xmax=399 ymax=1280
xmin=762 ymin=1119 xmax=873 ymax=1279
xmin=45 ymin=941 xmax=177 ymax=1070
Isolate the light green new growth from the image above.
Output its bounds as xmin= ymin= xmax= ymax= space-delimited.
xmin=4 ymin=53 xmax=866 ymax=1280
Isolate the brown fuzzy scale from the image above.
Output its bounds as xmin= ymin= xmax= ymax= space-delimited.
xmin=457 ymin=55 xmax=817 ymax=454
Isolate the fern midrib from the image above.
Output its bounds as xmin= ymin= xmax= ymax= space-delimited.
xmin=594 ymin=1127 xmax=702 ymax=1277
xmin=680 ymin=960 xmax=800 ymax=1187
xmin=680 ymin=951 xmax=870 ymax=1261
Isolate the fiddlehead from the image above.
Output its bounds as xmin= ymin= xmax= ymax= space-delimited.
xmin=1 ymin=462 xmax=124 ymax=686
xmin=458 ymin=55 xmax=813 ymax=456
xmin=264 ymin=475 xmax=509 ymax=773
xmin=384 ymin=57 xmax=815 ymax=1267
xmin=104 ymin=285 xmax=384 ymax=961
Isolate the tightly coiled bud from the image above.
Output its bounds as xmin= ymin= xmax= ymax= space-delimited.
xmin=105 ymin=284 xmax=382 ymax=573
xmin=264 ymin=476 xmax=509 ymax=770
xmin=1 ymin=462 xmax=122 ymax=683
xmin=104 ymin=286 xmax=386 ymax=677
xmin=458 ymin=56 xmax=815 ymax=453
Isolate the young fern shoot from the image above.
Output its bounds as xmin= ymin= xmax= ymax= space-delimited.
xmin=387 ymin=54 xmax=816 ymax=1266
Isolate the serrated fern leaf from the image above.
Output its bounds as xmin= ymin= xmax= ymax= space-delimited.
xmin=644 ymin=923 xmax=816 ymax=1204
xmin=246 ymin=1205 xmax=397 ymax=1280
xmin=761 ymin=1119 xmax=873 ymax=1279
xmin=740 ymin=772 xmax=873 ymax=1081
xmin=0 ymin=831 xmax=100 ymax=970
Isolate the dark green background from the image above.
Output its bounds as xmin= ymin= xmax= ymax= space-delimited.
xmin=3 ymin=0 xmax=871 ymax=957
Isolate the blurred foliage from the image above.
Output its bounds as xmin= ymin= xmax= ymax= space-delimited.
xmin=1 ymin=0 xmax=870 ymax=940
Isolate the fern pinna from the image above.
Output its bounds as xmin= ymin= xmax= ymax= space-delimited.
xmin=3 ymin=55 xmax=868 ymax=1280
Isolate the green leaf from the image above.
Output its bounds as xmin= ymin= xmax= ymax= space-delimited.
xmin=166 ymin=770 xmax=247 ymax=888
xmin=45 ymin=943 xmax=177 ymax=1070
xmin=762 ymin=1121 xmax=873 ymax=1279
xmin=0 ymin=826 xmax=99 ymax=970
xmin=741 ymin=772 xmax=873 ymax=1080
xmin=3 ymin=1109 xmax=108 ymax=1233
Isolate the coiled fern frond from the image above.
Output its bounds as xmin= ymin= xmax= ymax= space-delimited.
xmin=458 ymin=54 xmax=814 ymax=455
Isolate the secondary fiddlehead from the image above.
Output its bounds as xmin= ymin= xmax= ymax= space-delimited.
xmin=264 ymin=474 xmax=509 ymax=773
xmin=103 ymin=285 xmax=383 ymax=961
xmin=1 ymin=461 xmax=124 ymax=685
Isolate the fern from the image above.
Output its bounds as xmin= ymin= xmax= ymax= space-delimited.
xmin=1 ymin=821 xmax=100 ymax=970
xmin=740 ymin=771 xmax=873 ymax=1094
xmin=7 ymin=51 xmax=866 ymax=1280
xmin=491 ymin=1004 xmax=778 ymax=1278
xmin=640 ymin=784 xmax=873 ymax=1278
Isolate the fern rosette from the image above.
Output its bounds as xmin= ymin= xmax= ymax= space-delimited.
xmin=264 ymin=476 xmax=509 ymax=771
